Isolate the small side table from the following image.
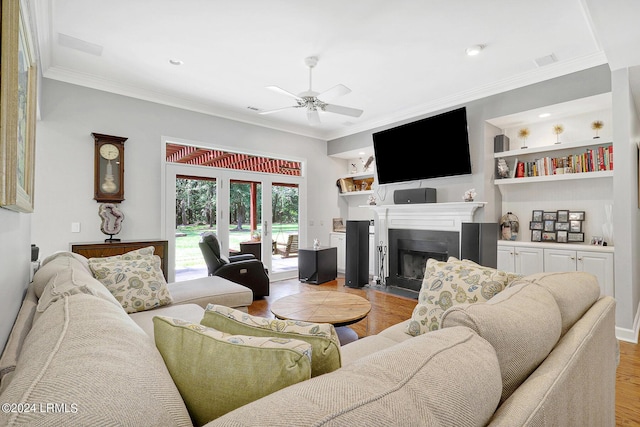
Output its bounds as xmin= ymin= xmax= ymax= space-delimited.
xmin=298 ymin=246 xmax=337 ymax=284
xmin=239 ymin=241 xmax=261 ymax=260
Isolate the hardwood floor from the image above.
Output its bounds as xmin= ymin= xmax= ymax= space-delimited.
xmin=249 ymin=277 xmax=640 ymax=426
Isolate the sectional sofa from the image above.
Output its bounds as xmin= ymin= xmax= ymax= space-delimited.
xmin=0 ymin=250 xmax=618 ymax=426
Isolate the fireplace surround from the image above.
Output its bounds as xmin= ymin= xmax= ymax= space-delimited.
xmin=387 ymin=228 xmax=460 ymax=292
xmin=369 ymin=202 xmax=486 ymax=294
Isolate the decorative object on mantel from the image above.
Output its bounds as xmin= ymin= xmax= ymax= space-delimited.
xmin=463 ymin=189 xmax=476 ymax=202
xmin=591 ymin=120 xmax=604 ymax=139
xmin=99 ymin=203 xmax=124 ymax=242
xmin=518 ymin=127 xmax=530 ymax=149
xmin=553 ymin=124 xmax=564 ymax=144
xmin=529 ymin=209 xmax=585 ymax=243
xmin=500 ymin=212 xmax=519 ymax=241
xmin=367 ymin=194 xmax=377 ymax=205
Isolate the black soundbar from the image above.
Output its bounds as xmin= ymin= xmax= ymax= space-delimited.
xmin=393 ymin=188 xmax=437 ymax=204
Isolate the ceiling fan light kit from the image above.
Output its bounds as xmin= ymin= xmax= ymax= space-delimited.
xmin=260 ymin=56 xmax=363 ymax=125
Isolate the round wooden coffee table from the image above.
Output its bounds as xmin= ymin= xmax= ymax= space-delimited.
xmin=271 ymin=291 xmax=371 ymax=345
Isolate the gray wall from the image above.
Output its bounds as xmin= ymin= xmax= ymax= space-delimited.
xmin=0 ymin=210 xmax=31 ymax=351
xmin=31 ymin=79 xmax=345 ymax=260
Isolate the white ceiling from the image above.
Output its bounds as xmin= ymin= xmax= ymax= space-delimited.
xmin=28 ymin=0 xmax=639 ymax=143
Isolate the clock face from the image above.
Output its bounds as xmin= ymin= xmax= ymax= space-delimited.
xmin=99 ymin=143 xmax=120 ymax=160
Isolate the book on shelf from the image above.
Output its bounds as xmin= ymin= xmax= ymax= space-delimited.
xmin=510 ymin=157 xmax=519 ymax=178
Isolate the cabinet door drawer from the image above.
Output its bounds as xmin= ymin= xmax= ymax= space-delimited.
xmin=543 ymin=249 xmax=577 ymax=273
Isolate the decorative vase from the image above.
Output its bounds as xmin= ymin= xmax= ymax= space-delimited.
xmin=500 ymin=212 xmax=519 ymax=241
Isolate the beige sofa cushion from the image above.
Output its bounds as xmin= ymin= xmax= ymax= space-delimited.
xmin=168 ymin=276 xmax=253 ymax=310
xmin=514 ymin=271 xmax=601 ymax=336
xmin=406 ymin=257 xmax=509 ymax=336
xmin=130 ymin=303 xmax=206 ymax=339
xmin=489 ymin=296 xmax=617 ymax=426
xmin=340 ymin=320 xmax=413 ymax=366
xmin=441 ymin=282 xmax=562 ymax=403
xmin=0 ymin=293 xmax=192 ymax=426
xmin=36 ymin=261 xmax=121 ymax=315
xmin=154 ymin=316 xmax=312 ymax=425
xmin=88 ymin=247 xmax=173 ymax=313
xmin=0 ymin=285 xmax=38 ymax=388
xmin=31 ymin=251 xmax=93 ymax=298
xmin=202 ymin=304 xmax=341 ymax=377
xmin=207 ymin=326 xmax=502 ymax=427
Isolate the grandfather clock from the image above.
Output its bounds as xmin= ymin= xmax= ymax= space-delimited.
xmin=92 ymin=133 xmax=127 ymax=203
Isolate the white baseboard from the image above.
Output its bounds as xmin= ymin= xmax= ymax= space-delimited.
xmin=615 ymin=302 xmax=640 ymax=343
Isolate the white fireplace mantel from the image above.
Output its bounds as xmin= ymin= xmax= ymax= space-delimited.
xmin=364 ymin=202 xmax=486 ymax=280
xmin=367 ymin=202 xmax=486 ymax=235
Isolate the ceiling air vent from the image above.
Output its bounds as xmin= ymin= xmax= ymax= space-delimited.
xmin=246 ymin=106 xmax=260 ymax=111
xmin=534 ymin=53 xmax=557 ymax=68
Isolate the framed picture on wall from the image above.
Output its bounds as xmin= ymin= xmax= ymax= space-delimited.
xmin=568 ymin=232 xmax=585 ymax=242
xmin=531 ymin=230 xmax=542 ymax=242
xmin=557 ymin=210 xmax=569 ymax=222
xmin=530 ymin=221 xmax=543 ymax=230
xmin=532 ymin=210 xmax=543 ymax=222
xmin=570 ymin=220 xmax=582 ymax=232
xmin=0 ymin=0 xmax=37 ymax=212
xmin=569 ymin=211 xmax=585 ymax=221
xmin=557 ymin=230 xmax=568 ymax=243
xmin=542 ymin=232 xmax=556 ymax=242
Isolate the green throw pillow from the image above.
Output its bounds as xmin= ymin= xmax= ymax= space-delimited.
xmin=88 ymin=247 xmax=173 ymax=313
xmin=405 ymin=257 xmax=509 ymax=336
xmin=202 ymin=304 xmax=341 ymax=377
xmin=153 ymin=316 xmax=312 ymax=425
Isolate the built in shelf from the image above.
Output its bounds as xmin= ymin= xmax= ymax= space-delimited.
xmin=339 ymin=190 xmax=374 ymax=197
xmin=494 ymin=138 xmax=612 ymax=159
xmin=495 ymin=170 xmax=613 ymax=185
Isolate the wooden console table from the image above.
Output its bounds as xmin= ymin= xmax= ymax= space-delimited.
xmin=70 ymin=239 xmax=169 ymax=279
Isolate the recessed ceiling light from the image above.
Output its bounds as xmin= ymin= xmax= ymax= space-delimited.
xmin=539 ymin=113 xmax=551 ymax=118
xmin=465 ymin=44 xmax=484 ymax=56
xmin=169 ymin=59 xmax=183 ymax=66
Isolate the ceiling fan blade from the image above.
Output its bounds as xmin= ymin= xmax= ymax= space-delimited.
xmin=259 ymin=105 xmax=300 ymax=115
xmin=307 ymin=109 xmax=321 ymax=126
xmin=265 ymin=85 xmax=302 ymax=101
xmin=317 ymin=84 xmax=351 ymax=101
xmin=323 ymin=103 xmax=363 ymax=118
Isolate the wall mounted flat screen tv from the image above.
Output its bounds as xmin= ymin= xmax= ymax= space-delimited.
xmin=372 ymin=107 xmax=472 ymax=184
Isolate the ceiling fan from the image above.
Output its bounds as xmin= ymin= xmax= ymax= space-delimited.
xmin=259 ymin=56 xmax=363 ymax=125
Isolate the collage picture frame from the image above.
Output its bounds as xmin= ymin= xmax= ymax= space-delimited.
xmin=530 ymin=210 xmax=585 ymax=243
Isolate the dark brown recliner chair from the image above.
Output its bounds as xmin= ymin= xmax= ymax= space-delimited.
xmin=199 ymin=232 xmax=269 ymax=298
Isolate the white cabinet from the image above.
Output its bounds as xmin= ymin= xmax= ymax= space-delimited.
xmin=497 ymin=244 xmax=544 ymax=276
xmin=329 ymin=233 xmax=346 ymax=272
xmin=329 ymin=232 xmax=375 ymax=275
xmin=497 ymin=242 xmax=614 ymax=297
xmin=543 ymin=248 xmax=614 ymax=296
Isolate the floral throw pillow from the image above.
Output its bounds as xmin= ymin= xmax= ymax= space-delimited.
xmin=88 ymin=247 xmax=173 ymax=313
xmin=405 ymin=257 xmax=509 ymax=336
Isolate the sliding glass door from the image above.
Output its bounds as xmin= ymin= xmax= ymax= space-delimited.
xmin=164 ymin=162 xmax=303 ymax=284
